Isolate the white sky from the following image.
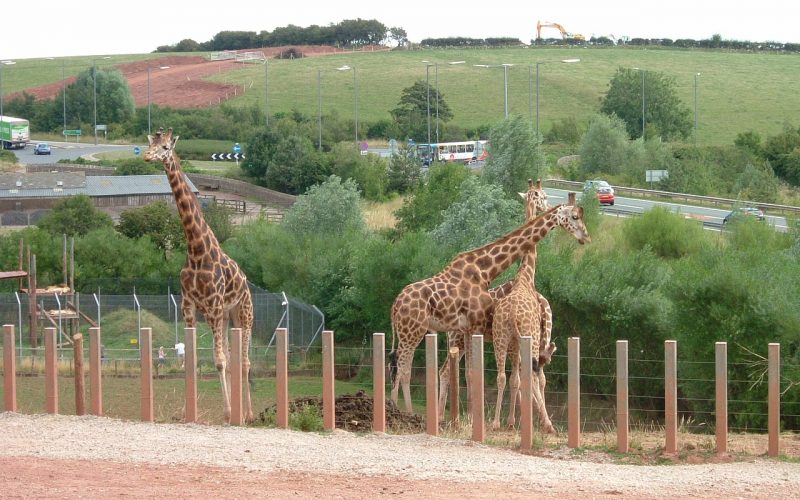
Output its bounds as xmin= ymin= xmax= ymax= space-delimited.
xmin=4 ymin=1 xmax=798 ymax=60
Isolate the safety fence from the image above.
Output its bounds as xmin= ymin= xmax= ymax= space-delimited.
xmin=2 ymin=325 xmax=797 ymax=457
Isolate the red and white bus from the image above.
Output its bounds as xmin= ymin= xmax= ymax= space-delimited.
xmin=436 ymin=140 xmax=488 ymax=163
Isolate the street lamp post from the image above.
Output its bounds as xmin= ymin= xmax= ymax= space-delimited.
xmin=694 ymin=72 xmax=700 ymax=145
xmin=534 ymin=58 xmax=580 ymax=137
xmin=317 ymin=68 xmax=322 ymax=151
xmin=337 ymin=65 xmax=358 ymax=145
xmin=473 ymin=63 xmax=513 ymax=118
xmin=92 ymin=56 xmax=111 ymax=145
xmin=264 ymin=59 xmax=269 ymax=126
xmin=0 ymin=60 xmax=17 ymax=119
xmin=147 ymin=65 xmax=170 ymax=136
xmin=425 ymin=63 xmax=432 ymax=146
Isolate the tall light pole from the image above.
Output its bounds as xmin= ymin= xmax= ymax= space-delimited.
xmin=632 ymin=67 xmax=646 ymax=139
xmin=93 ymin=56 xmax=111 ymax=145
xmin=317 ymin=68 xmax=322 ymax=151
xmin=0 ymin=60 xmax=16 ymax=119
xmin=694 ymin=72 xmax=700 ymax=145
xmin=425 ymin=63 xmax=432 ymax=146
xmin=264 ymin=58 xmax=269 ymax=126
xmin=337 ymin=65 xmax=358 ymax=145
xmin=147 ymin=65 xmax=170 ymax=136
xmin=534 ymin=58 xmax=580 ymax=137
xmin=473 ymin=63 xmax=513 ymax=118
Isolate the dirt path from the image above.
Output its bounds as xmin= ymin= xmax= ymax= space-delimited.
xmin=1 ymin=412 xmax=797 ymax=499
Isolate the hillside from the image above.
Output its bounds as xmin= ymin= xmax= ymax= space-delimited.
xmin=5 ymin=45 xmax=800 ymax=145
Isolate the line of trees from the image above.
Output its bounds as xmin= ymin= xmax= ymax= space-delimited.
xmin=155 ymin=19 xmax=409 ymax=53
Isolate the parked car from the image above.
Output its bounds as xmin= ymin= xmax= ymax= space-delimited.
xmin=583 ymin=180 xmax=615 ymax=205
xmin=33 ymin=143 xmax=51 ymax=155
xmin=723 ymin=207 xmax=765 ymax=224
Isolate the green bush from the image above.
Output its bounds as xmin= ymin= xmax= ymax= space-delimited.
xmin=622 ymin=206 xmax=707 ymax=258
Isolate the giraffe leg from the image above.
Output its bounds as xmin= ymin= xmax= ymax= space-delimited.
xmin=530 ymin=342 xmax=555 ymax=434
xmin=232 ymin=295 xmax=255 ymax=424
xmin=180 ymin=299 xmax=197 ymax=422
xmin=507 ymin=344 xmax=521 ymax=429
xmin=207 ymin=310 xmax=232 ymax=424
xmin=492 ymin=345 xmax=508 ymax=431
xmin=438 ymin=354 xmax=451 ymax=423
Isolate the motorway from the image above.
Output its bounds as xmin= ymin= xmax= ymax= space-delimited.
xmin=7 ymin=143 xmax=789 ymax=232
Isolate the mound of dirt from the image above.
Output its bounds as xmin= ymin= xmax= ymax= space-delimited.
xmin=259 ymin=390 xmax=424 ymax=432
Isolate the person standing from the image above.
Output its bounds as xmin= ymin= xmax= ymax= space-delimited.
xmin=174 ymin=341 xmax=185 ymax=369
xmin=158 ymin=346 xmax=167 ymax=368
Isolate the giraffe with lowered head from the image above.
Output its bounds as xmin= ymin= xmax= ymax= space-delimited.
xmin=144 ymin=128 xmax=254 ymax=424
xmin=389 ymin=191 xmax=590 ymax=412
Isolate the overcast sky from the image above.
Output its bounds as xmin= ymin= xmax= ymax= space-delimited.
xmin=4 ymin=1 xmax=798 ymax=60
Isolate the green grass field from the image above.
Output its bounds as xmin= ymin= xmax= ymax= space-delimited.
xmin=4 ymin=47 xmax=800 ymax=145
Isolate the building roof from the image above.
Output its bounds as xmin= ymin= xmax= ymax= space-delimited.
xmin=0 ymin=173 xmax=198 ymax=199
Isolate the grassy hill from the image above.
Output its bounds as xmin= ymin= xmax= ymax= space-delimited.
xmin=4 ymin=46 xmax=800 ymax=145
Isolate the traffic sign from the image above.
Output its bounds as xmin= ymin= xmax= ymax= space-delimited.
xmin=133 ymin=146 xmax=141 ymax=155
xmin=233 ymin=143 xmax=241 ymax=154
xmin=211 ymin=153 xmax=246 ymax=161
xmin=63 ymin=129 xmax=81 ymax=136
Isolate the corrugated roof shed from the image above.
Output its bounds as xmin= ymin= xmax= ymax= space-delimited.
xmin=85 ymin=175 xmax=199 ymax=197
xmin=0 ymin=172 xmax=86 ymax=190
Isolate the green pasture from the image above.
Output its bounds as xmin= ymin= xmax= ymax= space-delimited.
xmin=3 ymin=47 xmax=800 ymax=145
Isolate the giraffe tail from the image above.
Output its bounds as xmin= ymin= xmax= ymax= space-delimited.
xmin=388 ymin=323 xmax=398 ymax=384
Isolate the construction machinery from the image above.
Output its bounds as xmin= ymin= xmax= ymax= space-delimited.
xmin=536 ymin=21 xmax=585 ymax=41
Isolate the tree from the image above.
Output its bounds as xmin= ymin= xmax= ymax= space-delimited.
xmin=600 ymin=67 xmax=692 ymax=141
xmin=117 ymin=201 xmax=184 ymax=257
xmin=481 ymin=115 xmax=547 ymax=196
xmin=394 ymin=162 xmax=470 ymax=233
xmin=36 ymin=195 xmax=114 ymax=237
xmin=387 ymin=144 xmax=422 ymax=194
xmin=390 ymin=81 xmax=453 ymax=143
xmin=388 ymin=27 xmax=409 ymax=47
xmin=282 ymin=175 xmax=366 ymax=237
xmin=430 ymin=176 xmax=521 ymax=254
xmin=57 ymin=67 xmax=136 ymax=130
xmin=577 ymin=114 xmax=635 ymax=178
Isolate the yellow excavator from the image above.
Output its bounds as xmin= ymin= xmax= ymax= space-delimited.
xmin=536 ymin=20 xmax=585 ymax=41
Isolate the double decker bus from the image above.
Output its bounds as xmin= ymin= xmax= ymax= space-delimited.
xmin=436 ymin=140 xmax=488 ymax=163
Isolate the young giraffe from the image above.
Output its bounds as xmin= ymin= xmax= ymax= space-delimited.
xmin=490 ymin=192 xmax=581 ymax=432
xmin=389 ymin=199 xmax=591 ymax=412
xmin=436 ymin=180 xmax=552 ymax=419
xmin=144 ymin=128 xmax=254 ymax=424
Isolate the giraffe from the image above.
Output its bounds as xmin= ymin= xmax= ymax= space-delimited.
xmin=490 ymin=192 xmax=582 ymax=432
xmin=389 ymin=199 xmax=590 ymax=413
xmin=144 ymin=128 xmax=254 ymax=424
xmin=437 ymin=179 xmax=552 ymax=419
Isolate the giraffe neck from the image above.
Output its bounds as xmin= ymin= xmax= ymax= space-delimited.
xmin=163 ymin=152 xmax=218 ymax=258
xmin=514 ymin=245 xmax=538 ymax=289
xmin=454 ymin=208 xmax=559 ymax=284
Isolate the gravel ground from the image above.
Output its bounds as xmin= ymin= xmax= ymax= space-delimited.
xmin=1 ymin=412 xmax=798 ymax=498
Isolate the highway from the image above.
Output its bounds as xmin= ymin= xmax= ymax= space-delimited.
xmin=8 ymin=141 xmax=136 ymax=164
xmin=545 ymin=188 xmax=789 ymax=232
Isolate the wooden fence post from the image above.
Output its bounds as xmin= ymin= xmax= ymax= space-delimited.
xmin=471 ymin=334 xmax=484 ymax=443
xmin=3 ymin=324 xmax=16 ymax=412
xmin=322 ymin=330 xmax=335 ymax=431
xmin=372 ymin=333 xmax=386 ymax=433
xmin=568 ymin=337 xmax=580 ymax=448
xmin=664 ymin=340 xmax=678 ymax=454
xmin=276 ymin=328 xmax=289 ymax=429
xmin=448 ymin=346 xmax=459 ymax=424
xmin=715 ymin=342 xmax=728 ymax=454
xmin=44 ymin=327 xmax=58 ymax=414
xmin=73 ymin=333 xmax=85 ymax=416
xmin=520 ymin=336 xmax=533 ymax=451
xmin=768 ymin=343 xmax=780 ymax=457
xmin=616 ymin=340 xmax=629 ymax=453
xmin=184 ymin=327 xmax=197 ymax=423
xmin=89 ymin=327 xmax=102 ymax=416
xmin=140 ymin=328 xmax=153 ymax=422
xmin=426 ymin=333 xmax=438 ymax=436
xmin=230 ymin=328 xmax=243 ymax=426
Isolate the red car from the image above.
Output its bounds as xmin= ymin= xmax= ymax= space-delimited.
xmin=583 ymin=180 xmax=615 ymax=205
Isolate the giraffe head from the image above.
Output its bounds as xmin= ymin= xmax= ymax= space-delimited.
xmin=551 ymin=203 xmax=591 ymax=245
xmin=518 ymin=178 xmax=550 ymax=219
xmin=144 ymin=127 xmax=179 ymax=167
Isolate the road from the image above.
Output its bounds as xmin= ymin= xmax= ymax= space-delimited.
xmin=9 ymin=141 xmax=138 ymax=164
xmin=545 ymin=188 xmax=789 ymax=232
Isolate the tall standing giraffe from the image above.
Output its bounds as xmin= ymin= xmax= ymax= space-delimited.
xmin=490 ymin=192 xmax=581 ymax=432
xmin=389 ymin=200 xmax=590 ymax=412
xmin=144 ymin=128 xmax=254 ymax=424
xmin=436 ymin=180 xmax=552 ymax=418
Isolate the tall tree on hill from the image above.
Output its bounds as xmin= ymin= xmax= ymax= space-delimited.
xmin=600 ymin=67 xmax=692 ymax=141
xmin=390 ymin=81 xmax=453 ymax=143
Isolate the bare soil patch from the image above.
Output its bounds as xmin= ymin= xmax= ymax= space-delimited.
xmin=19 ymin=46 xmax=386 ymax=109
